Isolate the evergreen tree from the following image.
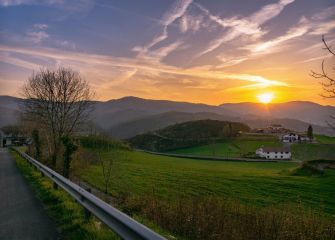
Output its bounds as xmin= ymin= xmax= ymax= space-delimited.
xmin=307 ymin=125 xmax=313 ymax=140
xmin=32 ymin=129 xmax=41 ymax=160
xmin=61 ymin=136 xmax=78 ymax=178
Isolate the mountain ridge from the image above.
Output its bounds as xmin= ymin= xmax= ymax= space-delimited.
xmin=0 ymin=95 xmax=334 ymax=137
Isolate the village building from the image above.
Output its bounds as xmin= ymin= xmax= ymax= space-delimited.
xmin=256 ymin=146 xmax=291 ymax=160
xmin=269 ymin=124 xmax=284 ymax=131
xmin=0 ymin=129 xmax=28 ymax=147
xmin=282 ymin=133 xmax=310 ymax=143
xmin=0 ymin=130 xmax=11 ymax=147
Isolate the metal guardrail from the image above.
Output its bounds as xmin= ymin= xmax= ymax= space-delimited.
xmin=12 ymin=148 xmax=166 ymax=240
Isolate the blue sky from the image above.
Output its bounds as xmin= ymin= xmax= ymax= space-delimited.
xmin=0 ymin=0 xmax=334 ymax=104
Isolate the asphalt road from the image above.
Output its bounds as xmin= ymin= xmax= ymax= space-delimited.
xmin=0 ymin=148 xmax=59 ymax=240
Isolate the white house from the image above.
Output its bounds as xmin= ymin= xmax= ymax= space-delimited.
xmin=256 ymin=146 xmax=291 ymax=160
xmin=282 ymin=133 xmax=299 ymax=143
xmin=282 ymin=133 xmax=310 ymax=143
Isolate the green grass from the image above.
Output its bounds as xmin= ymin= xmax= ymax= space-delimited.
xmin=168 ymin=135 xmax=281 ymax=157
xmin=315 ymin=134 xmax=335 ymax=144
xmin=77 ymin=150 xmax=335 ymax=216
xmin=291 ymin=143 xmax=335 ymax=160
xmin=11 ymin=150 xmax=120 ymax=240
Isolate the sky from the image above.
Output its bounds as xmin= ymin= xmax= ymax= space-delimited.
xmin=0 ymin=0 xmax=335 ymax=105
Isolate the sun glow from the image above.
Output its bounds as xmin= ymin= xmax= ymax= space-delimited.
xmin=257 ymin=92 xmax=274 ymax=104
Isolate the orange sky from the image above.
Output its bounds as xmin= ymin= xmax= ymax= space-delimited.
xmin=0 ymin=0 xmax=335 ymax=106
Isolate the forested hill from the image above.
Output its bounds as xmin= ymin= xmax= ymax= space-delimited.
xmin=128 ymin=120 xmax=250 ymax=152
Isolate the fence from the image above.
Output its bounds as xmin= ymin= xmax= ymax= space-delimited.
xmin=12 ymin=148 xmax=166 ymax=240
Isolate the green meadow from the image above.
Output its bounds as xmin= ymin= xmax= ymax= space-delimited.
xmin=168 ymin=134 xmax=335 ymax=161
xmin=77 ymin=150 xmax=335 ymax=216
xmin=167 ymin=134 xmax=281 ymax=157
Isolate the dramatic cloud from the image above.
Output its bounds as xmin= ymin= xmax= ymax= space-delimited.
xmin=133 ymin=0 xmax=192 ymax=61
xmin=1 ymin=0 xmax=334 ymax=104
xmin=194 ymin=0 xmax=295 ymax=57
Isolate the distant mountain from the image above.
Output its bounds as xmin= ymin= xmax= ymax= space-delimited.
xmin=220 ymin=101 xmax=335 ymax=127
xmin=91 ymin=96 xmax=237 ymax=130
xmin=0 ymin=95 xmax=334 ymax=136
xmin=110 ymin=111 xmax=234 ymax=139
xmin=0 ymin=96 xmax=21 ymax=127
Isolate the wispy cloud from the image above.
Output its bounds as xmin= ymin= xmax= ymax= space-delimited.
xmin=33 ymin=23 xmax=48 ymax=30
xmin=133 ymin=0 xmax=192 ymax=62
xmin=26 ymin=24 xmax=50 ymax=43
xmin=0 ymin=0 xmax=94 ymax=14
xmin=0 ymin=44 xmax=289 ymax=92
xmin=179 ymin=14 xmax=203 ymax=33
xmin=245 ymin=17 xmax=309 ymax=54
xmin=195 ymin=0 xmax=295 ymax=57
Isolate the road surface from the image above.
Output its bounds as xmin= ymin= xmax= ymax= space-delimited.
xmin=0 ymin=148 xmax=59 ymax=240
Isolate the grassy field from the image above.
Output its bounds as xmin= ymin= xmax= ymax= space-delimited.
xmin=77 ymin=150 xmax=335 ymax=216
xmin=292 ymin=143 xmax=335 ymax=160
xmin=167 ymin=134 xmax=335 ymax=161
xmin=168 ymin=134 xmax=281 ymax=157
xmin=315 ymin=134 xmax=335 ymax=144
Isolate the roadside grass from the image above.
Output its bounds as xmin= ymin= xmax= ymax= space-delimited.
xmin=167 ymin=136 xmax=281 ymax=157
xmin=77 ymin=150 xmax=335 ymax=216
xmin=117 ymin=194 xmax=335 ymax=240
xmin=11 ymin=150 xmax=120 ymax=240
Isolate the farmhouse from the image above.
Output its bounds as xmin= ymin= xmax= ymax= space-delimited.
xmin=256 ymin=146 xmax=291 ymax=160
xmin=282 ymin=133 xmax=309 ymax=143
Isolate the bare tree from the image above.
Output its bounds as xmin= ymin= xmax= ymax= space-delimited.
xmin=21 ymin=67 xmax=94 ymax=168
xmin=97 ymin=149 xmax=114 ymax=195
xmin=311 ymin=35 xmax=335 ymax=98
xmin=311 ymin=35 xmax=335 ymax=128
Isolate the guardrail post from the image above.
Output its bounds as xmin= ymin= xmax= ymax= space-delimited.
xmin=53 ymin=182 xmax=58 ymax=190
xmin=84 ymin=188 xmax=92 ymax=222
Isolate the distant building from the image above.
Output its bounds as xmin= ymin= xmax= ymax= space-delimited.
xmin=282 ymin=133 xmax=310 ymax=143
xmin=256 ymin=146 xmax=291 ymax=160
xmin=252 ymin=124 xmax=290 ymax=134
xmin=0 ymin=129 xmax=28 ymax=147
xmin=270 ymin=124 xmax=284 ymax=131
xmin=0 ymin=130 xmax=11 ymax=147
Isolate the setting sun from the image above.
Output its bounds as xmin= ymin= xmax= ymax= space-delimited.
xmin=257 ymin=92 xmax=274 ymax=104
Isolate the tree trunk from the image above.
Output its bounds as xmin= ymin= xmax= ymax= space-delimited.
xmin=51 ymin=142 xmax=60 ymax=168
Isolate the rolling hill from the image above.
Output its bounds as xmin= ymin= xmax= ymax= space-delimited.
xmin=109 ymin=111 xmax=234 ymax=139
xmin=0 ymin=95 xmax=334 ymax=137
xmin=128 ymin=120 xmax=250 ymax=152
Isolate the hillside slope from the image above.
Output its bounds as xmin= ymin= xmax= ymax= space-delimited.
xmin=129 ymin=120 xmax=250 ymax=151
xmin=110 ymin=111 xmax=234 ymax=139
